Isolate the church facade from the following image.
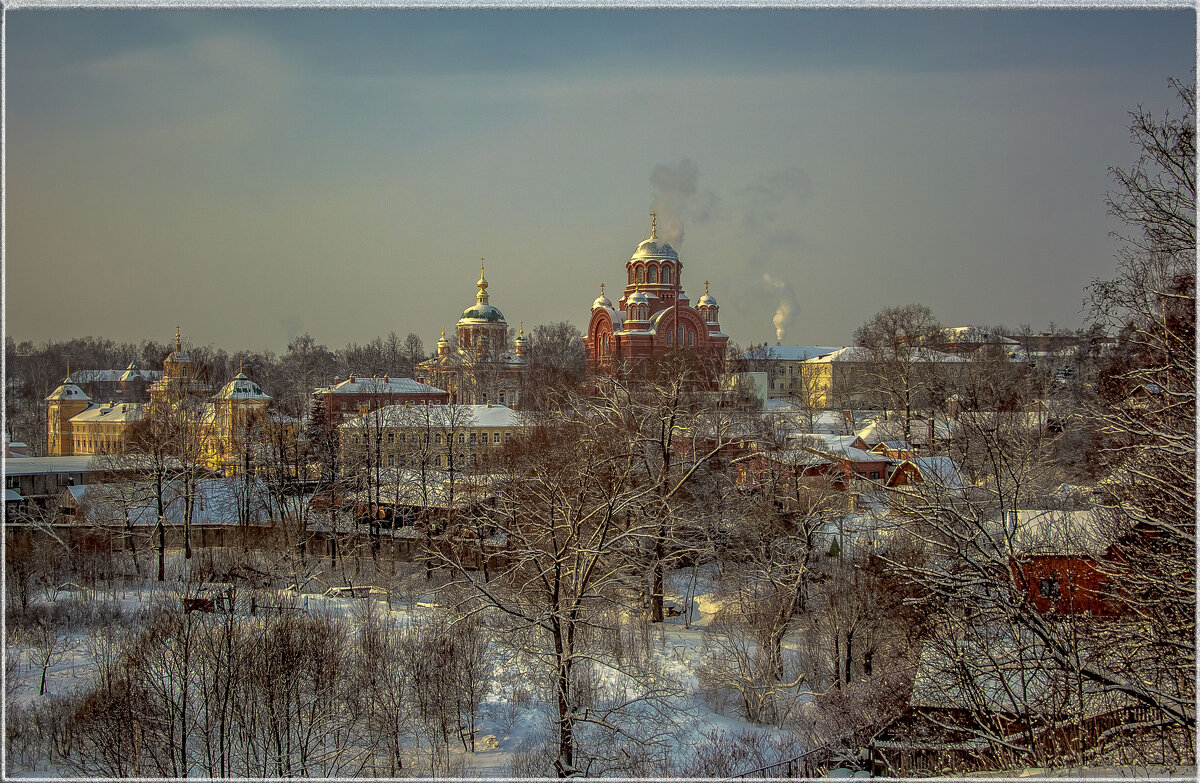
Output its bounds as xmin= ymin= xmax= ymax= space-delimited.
xmin=585 ymin=215 xmax=729 ymax=377
xmin=415 ymin=261 xmax=526 ymax=406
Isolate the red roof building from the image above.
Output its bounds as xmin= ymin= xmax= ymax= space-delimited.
xmin=585 ymin=214 xmax=729 ymax=380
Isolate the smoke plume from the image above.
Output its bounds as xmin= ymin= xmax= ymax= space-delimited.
xmin=761 ymin=272 xmax=798 ymax=342
xmin=649 ymin=158 xmax=717 ymax=247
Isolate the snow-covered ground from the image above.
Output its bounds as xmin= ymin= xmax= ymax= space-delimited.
xmin=947 ymin=766 xmax=1197 ymax=779
xmin=5 ymin=564 xmax=824 ymax=778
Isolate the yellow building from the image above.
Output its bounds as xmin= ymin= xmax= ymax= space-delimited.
xmin=45 ymin=330 xmax=274 ymax=473
xmin=45 ymin=376 xmax=102 ymax=456
xmin=341 ymin=403 xmax=525 ymax=472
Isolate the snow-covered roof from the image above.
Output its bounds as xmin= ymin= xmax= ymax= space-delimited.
xmin=786 ymin=433 xmax=876 ymax=461
xmin=120 ymin=363 xmax=161 ymax=382
xmin=346 ymin=471 xmax=479 ymax=510
xmin=72 ymin=366 xmax=163 ymax=383
xmin=215 ymin=372 xmax=271 ymax=401
xmin=942 ymin=326 xmax=1022 ymax=345
xmin=631 ymin=237 xmax=679 ymax=260
xmin=1006 ymin=508 xmax=1108 ymax=556
xmin=342 ymin=403 xmax=525 ymax=430
xmin=908 ymin=631 xmax=1130 ymax=718
xmin=751 ymin=345 xmax=842 ymax=362
xmin=45 ymin=380 xmax=90 ymax=401
xmin=3 ymin=456 xmax=100 ymax=476
xmin=458 ymin=303 xmax=506 ymax=323
xmin=891 ymin=457 xmax=966 ymax=492
xmin=805 ymin=346 xmax=966 ymax=364
xmin=320 ymin=376 xmax=446 ymax=396
xmin=83 ymin=477 xmax=276 ymax=527
xmin=856 ymin=415 xmax=952 ymax=446
xmin=70 ymin=402 xmax=145 ymax=424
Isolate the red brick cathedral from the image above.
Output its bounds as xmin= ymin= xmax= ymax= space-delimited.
xmin=585 ymin=214 xmax=729 ymax=375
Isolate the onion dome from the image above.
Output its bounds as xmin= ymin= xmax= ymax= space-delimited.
xmin=165 ymin=326 xmax=192 ymax=364
xmin=514 ymin=323 xmax=528 ymax=357
xmin=592 ymin=282 xmax=613 ymax=310
xmin=630 ymin=212 xmax=679 ymax=260
xmin=46 ymin=376 xmax=90 ymax=402
xmin=631 ymin=237 xmax=679 ymax=260
xmin=215 ymin=372 xmax=270 ymax=401
xmin=697 ymin=280 xmax=718 ymax=307
xmin=627 ymin=290 xmax=649 ymax=307
xmin=459 ymin=258 xmax=507 ymax=323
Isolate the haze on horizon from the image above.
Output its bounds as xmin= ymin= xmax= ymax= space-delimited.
xmin=5 ymin=8 xmax=1195 ymax=355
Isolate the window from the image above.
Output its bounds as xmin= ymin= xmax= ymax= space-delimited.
xmin=648 ymin=266 xmax=658 ymax=283
xmin=6 ymin=475 xmax=18 ymax=490
xmin=505 ymin=432 xmax=512 ymax=442
xmin=667 ymin=331 xmax=673 ymax=346
xmin=869 ymin=471 xmax=880 ymax=480
xmin=687 ymin=330 xmax=695 ymax=346
xmin=662 ymin=266 xmax=671 ymax=285
xmin=1039 ymin=579 xmax=1062 ymax=599
xmin=469 ymin=433 xmax=477 ymax=444
xmin=636 ymin=267 xmax=644 ymax=284
xmin=493 ymin=432 xmax=501 ymax=443
xmin=387 ymin=454 xmax=395 ymax=467
xmin=436 ymin=455 xmax=442 ymax=467
xmin=459 ymin=433 xmax=465 ymax=444
xmin=436 ymin=433 xmax=443 ymax=445
xmin=387 ymin=432 xmax=394 ymax=444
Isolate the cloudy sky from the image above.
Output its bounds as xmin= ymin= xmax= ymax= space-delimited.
xmin=6 ymin=8 xmax=1195 ymax=354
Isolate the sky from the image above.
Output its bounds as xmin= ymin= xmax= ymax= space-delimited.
xmin=5 ymin=7 xmax=1196 ymax=355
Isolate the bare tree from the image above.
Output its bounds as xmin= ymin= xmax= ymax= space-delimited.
xmin=280 ymin=334 xmax=336 ymax=418
xmin=431 ymin=400 xmax=684 ymax=777
xmin=1084 ymin=78 xmax=1195 ymax=747
xmin=853 ymin=304 xmax=950 ymax=443
xmin=30 ymin=614 xmax=69 ymax=697
xmin=596 ymin=352 xmax=750 ymax=624
xmin=402 ymin=332 xmax=426 ymax=377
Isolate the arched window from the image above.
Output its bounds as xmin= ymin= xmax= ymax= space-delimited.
xmin=667 ymin=331 xmax=673 ymax=346
xmin=636 ymin=266 xmax=644 ymax=284
xmin=688 ymin=330 xmax=695 ymax=346
xmin=648 ymin=266 xmax=658 ymax=283
xmin=662 ymin=265 xmax=671 ymax=285
xmin=629 ymin=268 xmax=634 ymax=283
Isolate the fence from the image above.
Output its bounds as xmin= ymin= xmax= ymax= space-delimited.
xmin=732 ymin=743 xmax=837 ymax=779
